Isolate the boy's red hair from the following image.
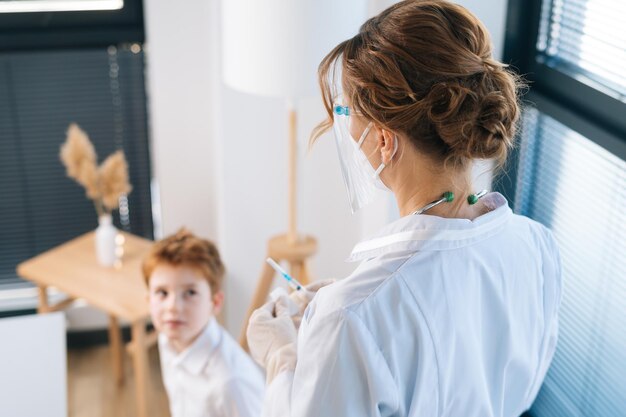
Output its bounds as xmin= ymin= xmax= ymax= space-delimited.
xmin=142 ymin=228 xmax=225 ymax=293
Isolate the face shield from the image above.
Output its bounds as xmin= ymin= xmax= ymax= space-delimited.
xmin=327 ymin=56 xmax=398 ymax=213
xmin=332 ymin=101 xmax=376 ymax=213
xmin=332 ymin=98 xmax=398 ymax=213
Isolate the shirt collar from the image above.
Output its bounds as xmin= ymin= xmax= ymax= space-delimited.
xmin=158 ymin=317 xmax=222 ymax=375
xmin=347 ymin=192 xmax=512 ymax=262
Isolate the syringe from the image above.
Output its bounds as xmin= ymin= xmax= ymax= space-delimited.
xmin=266 ymin=257 xmax=303 ymax=291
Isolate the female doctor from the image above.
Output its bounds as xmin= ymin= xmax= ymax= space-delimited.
xmin=247 ymin=1 xmax=562 ymax=416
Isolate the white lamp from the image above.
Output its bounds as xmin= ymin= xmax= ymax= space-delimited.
xmin=222 ymin=0 xmax=366 ymax=242
xmin=222 ymin=0 xmax=367 ymax=97
xmin=221 ymin=0 xmax=367 ymax=349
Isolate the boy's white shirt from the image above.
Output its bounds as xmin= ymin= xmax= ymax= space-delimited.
xmin=159 ymin=317 xmax=265 ymax=417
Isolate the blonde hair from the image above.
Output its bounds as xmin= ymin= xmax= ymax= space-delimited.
xmin=142 ymin=229 xmax=225 ymax=294
xmin=312 ymin=0 xmax=525 ymax=171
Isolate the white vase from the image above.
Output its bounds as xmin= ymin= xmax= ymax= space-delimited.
xmin=95 ymin=214 xmax=117 ymax=267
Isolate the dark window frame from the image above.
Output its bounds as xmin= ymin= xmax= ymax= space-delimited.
xmin=497 ymin=0 xmax=626 ymax=204
xmin=0 ymin=0 xmax=144 ymax=51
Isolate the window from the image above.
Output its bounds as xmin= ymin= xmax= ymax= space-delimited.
xmin=0 ymin=0 xmax=152 ymax=287
xmin=536 ymin=0 xmax=626 ymax=99
xmin=515 ymin=106 xmax=626 ymax=415
xmin=502 ymin=0 xmax=626 ymax=415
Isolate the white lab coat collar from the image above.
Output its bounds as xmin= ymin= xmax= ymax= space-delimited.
xmin=348 ymin=192 xmax=511 ymax=262
xmin=159 ymin=317 xmax=222 ymax=376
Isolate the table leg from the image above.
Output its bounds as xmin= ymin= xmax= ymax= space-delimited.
xmin=131 ymin=320 xmax=150 ymax=417
xmin=108 ymin=316 xmax=124 ymax=386
xmin=37 ymin=285 xmax=48 ymax=313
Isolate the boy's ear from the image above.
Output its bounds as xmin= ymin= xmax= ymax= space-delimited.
xmin=212 ymin=290 xmax=225 ymax=315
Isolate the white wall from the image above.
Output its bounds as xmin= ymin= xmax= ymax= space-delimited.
xmin=138 ymin=0 xmax=509 ymax=337
xmin=143 ymin=0 xmax=219 ymax=240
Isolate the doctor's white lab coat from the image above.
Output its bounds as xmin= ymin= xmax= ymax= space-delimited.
xmin=263 ymin=193 xmax=562 ymax=417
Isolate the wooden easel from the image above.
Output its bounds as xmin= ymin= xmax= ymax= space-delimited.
xmin=239 ymin=107 xmax=318 ymax=352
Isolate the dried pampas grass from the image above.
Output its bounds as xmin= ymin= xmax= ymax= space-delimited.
xmin=99 ymin=151 xmax=133 ymax=210
xmin=59 ymin=123 xmax=132 ymax=217
xmin=60 ymin=124 xmax=99 ymax=195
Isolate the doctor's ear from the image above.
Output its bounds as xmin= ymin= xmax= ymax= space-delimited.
xmin=377 ymin=129 xmax=398 ymax=165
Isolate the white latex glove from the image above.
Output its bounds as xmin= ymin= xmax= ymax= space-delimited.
xmin=247 ymin=294 xmax=299 ymax=384
xmin=288 ymin=279 xmax=335 ymax=329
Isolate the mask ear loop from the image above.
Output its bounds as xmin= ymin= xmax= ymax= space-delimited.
xmin=373 ymin=134 xmax=399 ymax=178
xmin=357 ymin=123 xmax=373 ymax=147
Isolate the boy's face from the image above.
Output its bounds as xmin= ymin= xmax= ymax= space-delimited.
xmin=148 ymin=263 xmax=223 ymax=351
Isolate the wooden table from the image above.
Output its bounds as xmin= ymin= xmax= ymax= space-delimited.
xmin=17 ymin=231 xmax=155 ymax=417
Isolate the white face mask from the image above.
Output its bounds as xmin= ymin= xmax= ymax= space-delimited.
xmin=332 ymin=103 xmax=398 ymax=213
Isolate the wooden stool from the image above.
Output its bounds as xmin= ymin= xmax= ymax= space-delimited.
xmin=239 ymin=233 xmax=317 ymax=351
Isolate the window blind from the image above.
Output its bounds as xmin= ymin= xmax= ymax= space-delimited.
xmin=536 ymin=0 xmax=626 ymax=100
xmin=0 ymin=45 xmax=153 ymax=286
xmin=515 ymin=108 xmax=626 ymax=416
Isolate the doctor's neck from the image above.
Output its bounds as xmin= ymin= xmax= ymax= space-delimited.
xmin=388 ymin=150 xmax=483 ymax=220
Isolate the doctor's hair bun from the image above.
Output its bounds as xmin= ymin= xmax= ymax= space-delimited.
xmin=422 ymin=65 xmax=522 ymax=163
xmin=313 ymin=0 xmax=525 ymax=170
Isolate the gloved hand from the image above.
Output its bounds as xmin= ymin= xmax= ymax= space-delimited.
xmin=287 ymin=279 xmax=335 ymax=329
xmin=247 ymin=293 xmax=299 ymax=384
